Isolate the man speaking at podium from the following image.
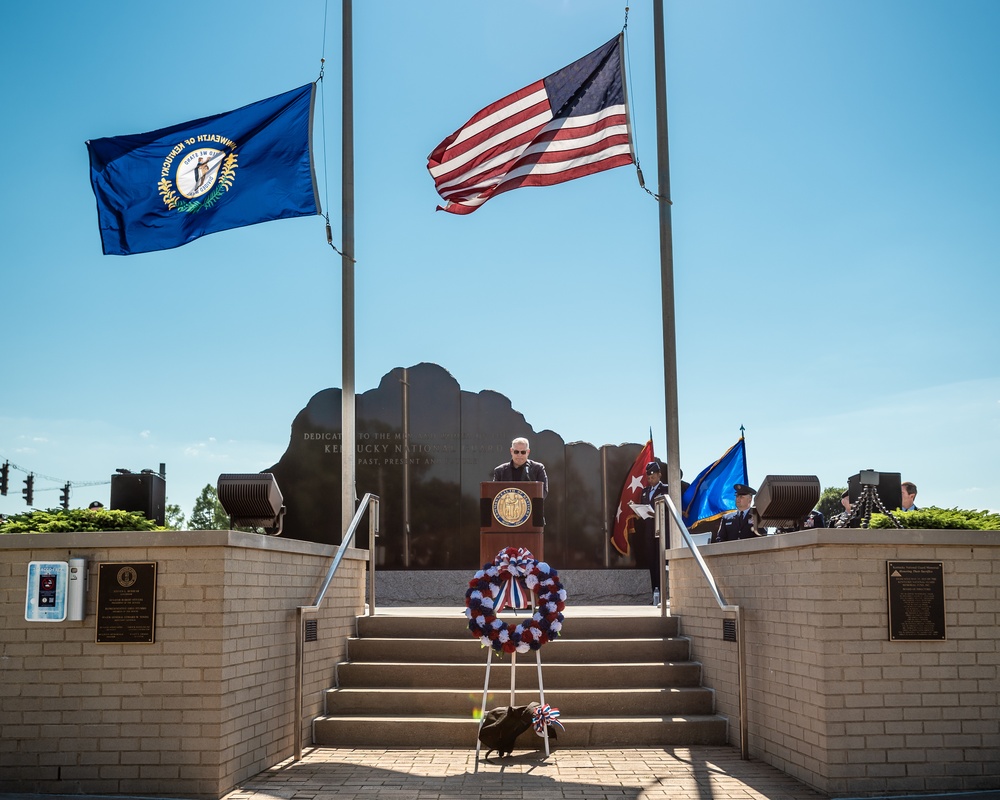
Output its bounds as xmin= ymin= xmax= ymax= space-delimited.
xmin=492 ymin=437 xmax=548 ymax=498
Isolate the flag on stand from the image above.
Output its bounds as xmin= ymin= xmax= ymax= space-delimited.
xmin=611 ymin=439 xmax=653 ymax=556
xmin=427 ymin=35 xmax=633 ymax=215
xmin=87 ymin=83 xmax=320 ymax=255
xmin=680 ymin=438 xmax=748 ymax=529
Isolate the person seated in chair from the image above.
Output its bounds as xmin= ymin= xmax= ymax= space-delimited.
xmin=711 ymin=484 xmax=764 ymax=542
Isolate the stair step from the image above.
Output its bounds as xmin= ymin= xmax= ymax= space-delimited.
xmin=357 ymin=613 xmax=680 ymax=640
xmin=323 ymin=686 xmax=716 ymax=716
xmin=313 ymin=714 xmax=728 ymax=748
xmin=335 ymin=661 xmax=705 ymax=689
xmin=313 ymin=609 xmax=727 ymax=749
xmin=347 ymin=636 xmax=693 ymax=663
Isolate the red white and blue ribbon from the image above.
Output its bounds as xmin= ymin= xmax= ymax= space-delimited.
xmin=495 ymin=547 xmax=535 ymax=576
xmin=494 ymin=547 xmax=534 ymax=610
xmin=532 ymin=704 xmax=564 ymax=736
xmin=496 ymin=574 xmax=530 ymax=610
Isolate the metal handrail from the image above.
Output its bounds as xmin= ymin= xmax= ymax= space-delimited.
xmin=293 ymin=492 xmax=379 ymax=761
xmin=656 ymin=494 xmax=748 ymax=760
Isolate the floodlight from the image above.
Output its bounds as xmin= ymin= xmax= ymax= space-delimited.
xmin=755 ymin=475 xmax=821 ymax=529
xmin=216 ymin=473 xmax=285 ymax=535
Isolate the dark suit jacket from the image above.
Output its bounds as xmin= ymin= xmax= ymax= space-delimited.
xmin=492 ymin=459 xmax=548 ymax=497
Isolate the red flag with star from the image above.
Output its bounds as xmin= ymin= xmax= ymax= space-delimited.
xmin=611 ymin=439 xmax=653 ymax=556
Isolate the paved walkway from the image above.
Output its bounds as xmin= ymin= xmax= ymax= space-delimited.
xmin=5 ymin=751 xmax=994 ymax=800
xmin=222 ymin=745 xmax=828 ymax=800
xmin=3 ymin=749 xmax=999 ymax=800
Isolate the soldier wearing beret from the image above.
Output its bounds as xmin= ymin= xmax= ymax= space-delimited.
xmin=711 ymin=484 xmax=765 ymax=543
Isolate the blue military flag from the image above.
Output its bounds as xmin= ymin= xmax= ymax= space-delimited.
xmin=86 ymin=84 xmax=320 ymax=256
xmin=681 ymin=438 xmax=748 ymax=528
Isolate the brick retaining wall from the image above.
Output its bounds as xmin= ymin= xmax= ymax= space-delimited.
xmin=0 ymin=530 xmax=366 ymax=799
xmin=668 ymin=529 xmax=1000 ymax=796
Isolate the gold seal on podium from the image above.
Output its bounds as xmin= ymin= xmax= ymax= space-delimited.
xmin=492 ymin=487 xmax=532 ymax=528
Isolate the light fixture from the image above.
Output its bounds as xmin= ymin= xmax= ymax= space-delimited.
xmin=754 ymin=474 xmax=821 ymax=529
xmin=216 ymin=473 xmax=285 ymax=535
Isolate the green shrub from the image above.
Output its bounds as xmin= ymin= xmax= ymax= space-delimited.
xmin=869 ymin=506 xmax=1000 ymax=531
xmin=0 ymin=508 xmax=163 ymax=534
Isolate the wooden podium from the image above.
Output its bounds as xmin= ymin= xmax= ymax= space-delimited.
xmin=479 ymin=481 xmax=545 ymax=566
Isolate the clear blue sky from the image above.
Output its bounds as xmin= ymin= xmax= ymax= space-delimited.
xmin=2 ymin=0 xmax=998 ymax=521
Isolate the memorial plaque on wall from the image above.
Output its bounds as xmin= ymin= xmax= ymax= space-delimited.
xmin=96 ymin=562 xmax=157 ymax=644
xmin=887 ymin=561 xmax=945 ymax=641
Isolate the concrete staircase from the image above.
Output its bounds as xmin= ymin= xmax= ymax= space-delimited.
xmin=312 ymin=608 xmax=728 ymax=750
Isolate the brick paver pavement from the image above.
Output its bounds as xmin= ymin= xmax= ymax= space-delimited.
xmin=222 ymin=746 xmax=829 ymax=800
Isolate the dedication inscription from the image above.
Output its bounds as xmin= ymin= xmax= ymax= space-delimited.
xmin=267 ymin=362 xmax=646 ymax=569
xmin=96 ymin=562 xmax=157 ymax=644
xmin=886 ymin=560 xmax=945 ymax=641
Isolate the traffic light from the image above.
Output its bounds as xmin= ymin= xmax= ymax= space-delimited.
xmin=0 ymin=461 xmax=8 ymax=496
xmin=60 ymin=482 xmax=71 ymax=510
xmin=23 ymin=474 xmax=34 ymax=506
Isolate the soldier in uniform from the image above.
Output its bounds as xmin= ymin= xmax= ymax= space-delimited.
xmin=829 ymin=489 xmax=856 ymax=528
xmin=634 ymin=461 xmax=669 ymax=603
xmin=711 ymin=484 xmax=764 ymax=542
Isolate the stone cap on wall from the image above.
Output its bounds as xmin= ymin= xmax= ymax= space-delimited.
xmin=0 ymin=529 xmax=366 ymax=559
xmin=668 ymin=527 xmax=1000 ymax=557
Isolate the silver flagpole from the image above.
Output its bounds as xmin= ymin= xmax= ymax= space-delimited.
xmin=402 ymin=367 xmax=411 ymax=567
xmin=341 ymin=0 xmax=357 ymax=536
xmin=601 ymin=446 xmax=609 ymax=567
xmin=652 ymin=0 xmax=682 ymax=557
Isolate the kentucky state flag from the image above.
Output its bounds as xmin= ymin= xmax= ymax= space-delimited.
xmin=86 ymin=84 xmax=319 ymax=255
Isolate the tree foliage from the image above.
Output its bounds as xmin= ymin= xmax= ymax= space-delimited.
xmin=818 ymin=486 xmax=846 ymax=521
xmin=164 ymin=503 xmax=186 ymax=530
xmin=188 ymin=484 xmax=230 ymax=530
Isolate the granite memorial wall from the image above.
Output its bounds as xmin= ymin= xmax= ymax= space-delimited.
xmin=268 ymin=363 xmax=647 ymax=570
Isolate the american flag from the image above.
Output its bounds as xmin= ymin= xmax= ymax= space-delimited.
xmin=427 ymin=35 xmax=633 ymax=215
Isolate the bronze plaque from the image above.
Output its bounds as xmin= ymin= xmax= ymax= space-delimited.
xmin=96 ymin=562 xmax=157 ymax=644
xmin=887 ymin=561 xmax=945 ymax=641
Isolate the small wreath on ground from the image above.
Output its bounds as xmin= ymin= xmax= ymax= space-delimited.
xmin=464 ymin=547 xmax=567 ymax=654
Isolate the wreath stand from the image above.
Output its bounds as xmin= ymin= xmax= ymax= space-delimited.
xmin=473 ymin=599 xmax=551 ymax=772
xmin=466 ymin=547 xmax=565 ymax=773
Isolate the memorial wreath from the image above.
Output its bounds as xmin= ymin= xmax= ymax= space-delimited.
xmin=464 ymin=547 xmax=566 ymax=654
